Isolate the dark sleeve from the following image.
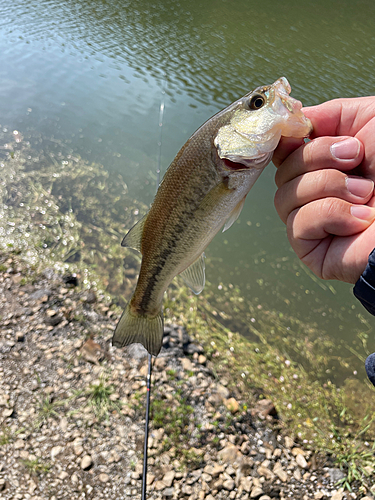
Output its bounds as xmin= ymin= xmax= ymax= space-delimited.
xmin=353 ymin=248 xmax=375 ymax=316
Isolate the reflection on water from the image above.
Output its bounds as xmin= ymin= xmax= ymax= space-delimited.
xmin=1 ymin=0 xmax=375 ymax=384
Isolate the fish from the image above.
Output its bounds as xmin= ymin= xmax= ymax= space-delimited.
xmin=112 ymin=77 xmax=312 ymax=356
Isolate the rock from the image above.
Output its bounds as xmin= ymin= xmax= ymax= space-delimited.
xmin=29 ymin=289 xmax=52 ymax=301
xmin=80 ymin=455 xmax=93 ymax=470
xmin=71 ymin=473 xmax=79 ymax=483
xmin=162 ymin=488 xmax=174 ymax=498
xmin=293 ymin=468 xmax=302 ymax=481
xmin=292 ymin=447 xmax=305 ymax=456
xmin=15 ymin=331 xmax=25 ymax=342
xmin=183 ymin=342 xmax=204 ymax=355
xmin=154 ymin=480 xmax=166 ymax=491
xmin=146 ymin=474 xmax=155 ymax=485
xmin=181 ymin=357 xmax=194 ymax=371
xmin=257 ymin=465 xmax=275 ymax=480
xmin=85 ymin=291 xmax=97 ymax=303
xmin=162 ymin=470 xmax=175 ymax=487
xmin=14 ymin=439 xmax=25 ymax=449
xmin=252 ymin=399 xmax=277 ymax=418
xmin=60 ymin=417 xmax=68 ymax=432
xmin=273 ymin=462 xmax=288 ymax=482
xmin=72 ymin=438 xmax=84 ymax=456
xmin=250 ymin=486 xmax=264 ymax=498
xmin=219 ymin=444 xmax=243 ymax=466
xmin=225 ymin=397 xmax=240 ymax=413
xmin=331 ymin=490 xmax=344 ymax=500
xmin=259 ymin=497 xmax=271 ymax=500
xmin=28 ymin=479 xmax=37 ymax=493
xmin=126 ymin=343 xmax=148 ymax=360
xmin=241 ymin=477 xmax=253 ymax=492
xmin=223 ymin=478 xmax=235 ymax=490
xmin=216 ymin=384 xmax=230 ymax=399
xmin=284 ymin=436 xmax=294 ymax=449
xmin=326 ymin=468 xmax=346 ymax=483
xmin=51 ymin=445 xmax=63 ymax=460
xmin=181 ymin=484 xmax=193 ymax=495
xmin=204 ymin=463 xmax=224 ymax=478
xmin=98 ymin=473 xmax=110 ymax=483
xmin=296 ymin=453 xmax=308 ymax=469
xmin=80 ymin=338 xmax=104 ymax=365
xmin=45 ymin=313 xmax=62 ymax=326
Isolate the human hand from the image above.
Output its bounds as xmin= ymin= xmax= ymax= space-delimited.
xmin=273 ymin=97 xmax=375 ymax=284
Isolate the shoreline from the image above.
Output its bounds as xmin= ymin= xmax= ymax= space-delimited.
xmin=0 ymin=251 xmax=373 ymax=499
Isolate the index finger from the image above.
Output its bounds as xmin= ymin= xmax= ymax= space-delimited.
xmin=273 ymin=97 xmax=375 ymax=169
xmin=304 ymin=97 xmax=375 ymax=138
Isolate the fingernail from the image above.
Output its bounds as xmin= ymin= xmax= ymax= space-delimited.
xmin=346 ymin=177 xmax=374 ymax=198
xmin=331 ymin=138 xmax=360 ymax=160
xmin=350 ymin=205 xmax=375 ymax=221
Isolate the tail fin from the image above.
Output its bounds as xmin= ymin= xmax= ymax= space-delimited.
xmin=112 ymin=303 xmax=164 ymax=356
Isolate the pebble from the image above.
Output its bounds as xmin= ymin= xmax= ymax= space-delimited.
xmin=98 ymin=473 xmax=110 ymax=483
xmin=273 ymin=462 xmax=288 ymax=482
xmin=80 ymin=455 xmax=93 ymax=470
xmin=223 ymin=478 xmax=235 ymax=490
xmin=331 ymin=490 xmax=344 ymax=500
xmin=224 ymin=397 xmax=240 ymax=413
xmin=296 ymin=453 xmax=308 ymax=469
xmin=162 ymin=470 xmax=175 ymax=487
xmin=250 ymin=486 xmax=264 ymax=498
xmin=51 ymin=445 xmax=63 ymax=460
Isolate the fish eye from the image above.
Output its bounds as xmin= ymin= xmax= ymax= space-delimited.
xmin=249 ymin=94 xmax=266 ymax=110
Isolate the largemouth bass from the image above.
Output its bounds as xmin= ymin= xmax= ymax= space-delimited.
xmin=113 ymin=77 xmax=312 ymax=356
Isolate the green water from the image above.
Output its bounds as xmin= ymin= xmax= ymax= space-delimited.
xmin=1 ymin=0 xmax=375 ymax=383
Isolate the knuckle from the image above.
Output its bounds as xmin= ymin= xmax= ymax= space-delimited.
xmin=302 ymin=139 xmax=316 ymax=167
xmin=321 ymin=197 xmax=341 ymax=220
xmin=315 ymin=169 xmax=337 ymax=196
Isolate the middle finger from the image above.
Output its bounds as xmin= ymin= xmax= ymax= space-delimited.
xmin=274 ymin=136 xmax=364 ymax=188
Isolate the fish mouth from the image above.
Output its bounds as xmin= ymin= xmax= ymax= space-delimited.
xmin=222 ymin=153 xmax=271 ymax=171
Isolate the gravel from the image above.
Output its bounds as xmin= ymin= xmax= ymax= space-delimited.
xmin=0 ymin=252 xmax=373 ymax=500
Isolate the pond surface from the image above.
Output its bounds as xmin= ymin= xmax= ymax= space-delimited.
xmin=1 ymin=0 xmax=375 ymax=384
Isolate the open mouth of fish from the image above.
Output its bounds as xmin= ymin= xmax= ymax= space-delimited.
xmin=222 ymin=152 xmax=271 ymax=170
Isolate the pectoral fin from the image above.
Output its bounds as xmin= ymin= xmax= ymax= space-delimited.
xmin=121 ymin=214 xmax=147 ymax=252
xmin=222 ymin=196 xmax=246 ymax=232
xmin=179 ymin=253 xmax=206 ymax=295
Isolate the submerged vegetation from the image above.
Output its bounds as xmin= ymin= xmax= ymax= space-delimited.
xmin=0 ymin=130 xmax=374 ymax=490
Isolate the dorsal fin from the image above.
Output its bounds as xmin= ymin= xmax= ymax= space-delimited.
xmin=121 ymin=214 xmax=147 ymax=252
xmin=179 ymin=253 xmax=206 ymax=295
xmin=222 ymin=196 xmax=246 ymax=232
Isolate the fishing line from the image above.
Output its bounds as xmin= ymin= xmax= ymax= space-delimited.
xmin=141 ymin=78 xmax=166 ymax=500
